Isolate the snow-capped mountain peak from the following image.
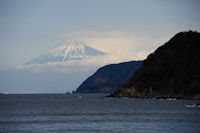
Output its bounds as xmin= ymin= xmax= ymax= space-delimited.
xmin=26 ymin=40 xmax=105 ymax=64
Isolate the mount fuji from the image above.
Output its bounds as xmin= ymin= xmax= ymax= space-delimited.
xmin=26 ymin=40 xmax=105 ymax=64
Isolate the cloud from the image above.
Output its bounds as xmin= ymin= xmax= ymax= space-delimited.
xmin=12 ymin=54 xmax=126 ymax=72
xmin=0 ymin=30 xmax=170 ymax=73
xmin=61 ymin=30 xmax=170 ymax=61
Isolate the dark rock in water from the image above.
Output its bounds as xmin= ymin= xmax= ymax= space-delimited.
xmin=111 ymin=31 xmax=200 ymax=99
xmin=186 ymin=103 xmax=200 ymax=108
xmin=75 ymin=61 xmax=142 ymax=93
xmin=66 ymin=91 xmax=71 ymax=94
xmin=196 ymin=103 xmax=200 ymax=107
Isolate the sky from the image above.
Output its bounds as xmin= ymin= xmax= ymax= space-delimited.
xmin=1 ymin=0 xmax=200 ymax=66
xmin=0 ymin=0 xmax=200 ymax=93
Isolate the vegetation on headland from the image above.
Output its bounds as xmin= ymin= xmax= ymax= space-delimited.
xmin=110 ymin=31 xmax=200 ymax=99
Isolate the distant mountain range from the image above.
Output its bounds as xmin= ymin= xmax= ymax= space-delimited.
xmin=110 ymin=31 xmax=200 ymax=98
xmin=75 ymin=61 xmax=142 ymax=93
xmin=26 ymin=40 xmax=105 ymax=64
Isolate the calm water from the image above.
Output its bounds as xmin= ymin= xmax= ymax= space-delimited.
xmin=0 ymin=94 xmax=200 ymax=133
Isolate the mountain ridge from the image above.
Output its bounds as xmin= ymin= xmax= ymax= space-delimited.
xmin=75 ymin=60 xmax=142 ymax=93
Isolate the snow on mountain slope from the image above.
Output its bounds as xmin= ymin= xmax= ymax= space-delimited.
xmin=26 ymin=40 xmax=105 ymax=64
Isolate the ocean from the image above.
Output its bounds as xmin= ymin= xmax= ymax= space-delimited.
xmin=0 ymin=94 xmax=200 ymax=133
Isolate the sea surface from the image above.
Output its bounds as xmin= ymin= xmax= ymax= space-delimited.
xmin=0 ymin=94 xmax=200 ymax=133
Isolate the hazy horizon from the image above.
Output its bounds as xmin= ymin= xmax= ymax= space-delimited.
xmin=0 ymin=0 xmax=200 ymax=93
